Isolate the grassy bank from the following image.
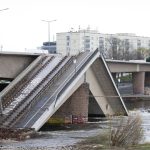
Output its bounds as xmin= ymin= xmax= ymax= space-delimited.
xmin=75 ymin=132 xmax=150 ymax=150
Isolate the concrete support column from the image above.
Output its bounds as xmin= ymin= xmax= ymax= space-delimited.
xmin=132 ymin=72 xmax=145 ymax=94
xmin=49 ymin=83 xmax=89 ymax=124
xmin=145 ymin=72 xmax=150 ymax=87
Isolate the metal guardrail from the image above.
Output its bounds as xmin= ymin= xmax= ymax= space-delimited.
xmin=54 ymin=49 xmax=99 ymax=106
xmin=0 ymin=55 xmax=44 ymax=98
xmin=1 ymin=55 xmax=46 ymax=109
xmin=0 ymin=56 xmax=55 ymax=126
xmin=23 ymin=49 xmax=99 ymax=128
xmin=2 ymin=56 xmax=73 ymax=127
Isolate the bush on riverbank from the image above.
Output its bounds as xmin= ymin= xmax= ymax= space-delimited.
xmin=77 ymin=115 xmax=145 ymax=149
xmin=111 ymin=115 xmax=143 ymax=147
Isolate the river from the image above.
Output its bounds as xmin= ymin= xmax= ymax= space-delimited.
xmin=0 ymin=109 xmax=149 ymax=150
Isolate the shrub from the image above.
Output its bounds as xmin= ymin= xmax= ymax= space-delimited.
xmin=111 ymin=115 xmax=143 ymax=147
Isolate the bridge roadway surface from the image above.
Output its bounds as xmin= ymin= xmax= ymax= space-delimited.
xmin=0 ymin=50 xmax=128 ymax=131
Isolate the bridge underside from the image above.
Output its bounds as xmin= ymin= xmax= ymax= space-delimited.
xmin=0 ymin=53 xmax=38 ymax=79
xmin=107 ymin=60 xmax=150 ymax=73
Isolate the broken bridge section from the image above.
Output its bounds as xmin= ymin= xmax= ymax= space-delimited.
xmin=0 ymin=50 xmax=128 ymax=131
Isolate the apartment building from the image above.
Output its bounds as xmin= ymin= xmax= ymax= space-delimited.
xmin=56 ymin=29 xmax=99 ymax=55
xmin=56 ymin=29 xmax=150 ymax=59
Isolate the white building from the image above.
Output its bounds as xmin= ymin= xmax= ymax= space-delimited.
xmin=56 ymin=29 xmax=150 ymax=59
xmin=105 ymin=33 xmax=150 ymax=50
xmin=56 ymin=29 xmax=100 ymax=55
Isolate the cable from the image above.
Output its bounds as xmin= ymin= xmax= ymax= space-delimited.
xmin=67 ymin=94 xmax=150 ymax=98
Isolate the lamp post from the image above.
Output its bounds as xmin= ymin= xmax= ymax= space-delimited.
xmin=73 ymin=57 xmax=77 ymax=75
xmin=0 ymin=8 xmax=9 ymax=52
xmin=41 ymin=19 xmax=56 ymax=50
xmin=0 ymin=8 xmax=9 ymax=114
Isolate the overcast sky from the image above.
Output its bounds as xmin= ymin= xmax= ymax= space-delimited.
xmin=1 ymin=0 xmax=150 ymax=52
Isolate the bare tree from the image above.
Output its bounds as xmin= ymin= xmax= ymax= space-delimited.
xmin=106 ymin=37 xmax=130 ymax=60
xmin=137 ymin=47 xmax=150 ymax=60
xmin=105 ymin=37 xmax=118 ymax=59
xmin=111 ymin=115 xmax=143 ymax=147
xmin=105 ymin=36 xmax=144 ymax=60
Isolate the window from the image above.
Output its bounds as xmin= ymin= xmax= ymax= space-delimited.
xmin=99 ymin=38 xmax=104 ymax=52
xmin=66 ymin=36 xmax=70 ymax=41
xmin=67 ymin=42 xmax=70 ymax=46
xmin=85 ymin=44 xmax=90 ymax=49
xmin=137 ymin=39 xmax=141 ymax=48
xmin=85 ymin=39 xmax=90 ymax=43
xmin=148 ymin=40 xmax=150 ymax=48
xmin=85 ymin=36 xmax=90 ymax=39
xmin=125 ymin=39 xmax=130 ymax=50
xmin=99 ymin=40 xmax=104 ymax=44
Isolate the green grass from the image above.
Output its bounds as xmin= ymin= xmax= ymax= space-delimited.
xmin=119 ymin=74 xmax=132 ymax=82
xmin=129 ymin=144 xmax=150 ymax=150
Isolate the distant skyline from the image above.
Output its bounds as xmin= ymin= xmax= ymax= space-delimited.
xmin=1 ymin=0 xmax=150 ymax=52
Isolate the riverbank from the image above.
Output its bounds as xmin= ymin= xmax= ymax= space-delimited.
xmin=75 ymin=132 xmax=150 ymax=150
xmin=1 ymin=131 xmax=149 ymax=150
xmin=0 ymin=110 xmax=149 ymax=150
xmin=0 ymin=123 xmax=105 ymax=150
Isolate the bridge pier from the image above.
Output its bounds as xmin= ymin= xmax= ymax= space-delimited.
xmin=48 ymin=83 xmax=89 ymax=124
xmin=145 ymin=72 xmax=150 ymax=87
xmin=132 ymin=72 xmax=145 ymax=94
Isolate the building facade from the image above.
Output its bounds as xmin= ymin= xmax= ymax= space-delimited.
xmin=56 ymin=29 xmax=150 ymax=59
xmin=56 ymin=29 xmax=99 ymax=55
xmin=102 ymin=33 xmax=150 ymax=59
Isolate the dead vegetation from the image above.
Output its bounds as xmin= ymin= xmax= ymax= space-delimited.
xmin=111 ymin=115 xmax=143 ymax=147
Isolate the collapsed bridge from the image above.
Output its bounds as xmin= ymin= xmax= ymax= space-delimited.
xmin=0 ymin=50 xmax=128 ymax=131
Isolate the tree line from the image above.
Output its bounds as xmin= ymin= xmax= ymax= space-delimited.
xmin=100 ymin=37 xmax=150 ymax=60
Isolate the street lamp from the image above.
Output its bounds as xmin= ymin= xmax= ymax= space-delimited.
xmin=41 ymin=19 xmax=56 ymax=48
xmin=73 ymin=57 xmax=77 ymax=75
xmin=0 ymin=8 xmax=9 ymax=114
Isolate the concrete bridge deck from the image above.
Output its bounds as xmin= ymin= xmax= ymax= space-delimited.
xmin=0 ymin=52 xmax=39 ymax=79
xmin=106 ymin=59 xmax=150 ymax=73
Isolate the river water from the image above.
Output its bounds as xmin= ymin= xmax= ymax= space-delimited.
xmin=0 ymin=128 xmax=105 ymax=149
xmin=0 ymin=109 xmax=149 ymax=150
xmin=130 ymin=109 xmax=150 ymax=143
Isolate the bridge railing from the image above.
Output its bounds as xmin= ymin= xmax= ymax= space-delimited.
xmin=0 ymin=55 xmax=44 ymax=112
xmin=22 ymin=50 xmax=99 ymax=128
xmin=1 ymin=56 xmax=74 ymax=127
xmin=1 ymin=55 xmax=54 ymax=110
xmin=54 ymin=49 xmax=99 ymax=107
